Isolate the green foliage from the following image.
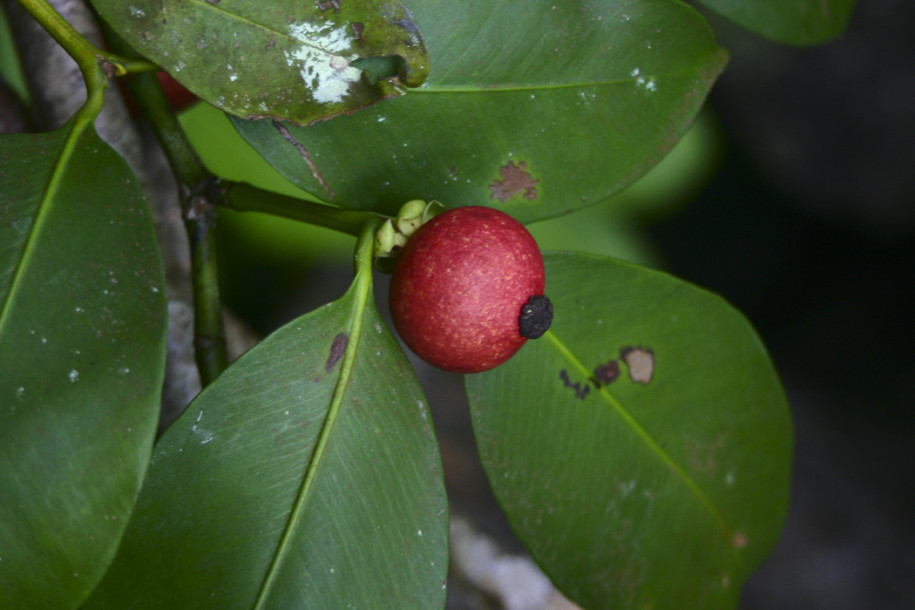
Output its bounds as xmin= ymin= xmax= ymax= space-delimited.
xmin=695 ymin=0 xmax=856 ymax=46
xmin=0 ymin=0 xmax=853 ymax=608
xmin=0 ymin=125 xmax=166 ymax=609
xmin=90 ymin=0 xmax=429 ymax=123
xmin=467 ymin=253 xmax=792 ymax=608
xmin=85 ymin=228 xmax=447 ymax=609
xmin=230 ymin=0 xmax=728 ymax=223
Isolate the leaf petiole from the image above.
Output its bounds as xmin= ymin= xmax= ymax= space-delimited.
xmin=14 ymin=0 xmax=157 ymax=88
xmin=223 ymin=182 xmax=381 ymax=239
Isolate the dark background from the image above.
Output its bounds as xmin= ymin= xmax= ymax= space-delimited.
xmin=655 ymin=1 xmax=914 ymax=607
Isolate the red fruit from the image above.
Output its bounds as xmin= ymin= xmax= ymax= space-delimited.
xmin=389 ymin=206 xmax=552 ymax=373
xmin=156 ymin=73 xmax=197 ymax=111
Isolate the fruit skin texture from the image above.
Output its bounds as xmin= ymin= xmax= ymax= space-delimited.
xmin=389 ymin=206 xmax=546 ymax=373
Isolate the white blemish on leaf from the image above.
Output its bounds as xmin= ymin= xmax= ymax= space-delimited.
xmin=620 ymin=346 xmax=654 ymax=384
xmin=284 ymin=21 xmax=361 ymax=104
xmin=68 ymin=369 xmax=79 ymax=383
xmin=11 ymin=217 xmax=31 ymax=234
xmin=630 ymin=67 xmax=658 ymax=92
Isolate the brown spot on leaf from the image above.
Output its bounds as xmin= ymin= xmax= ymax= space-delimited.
xmin=733 ymin=532 xmax=748 ymax=548
xmin=317 ymin=0 xmax=342 ymax=13
xmin=592 ymin=360 xmax=620 ymax=387
xmin=489 ymin=161 xmax=539 ymax=203
xmin=325 ymin=333 xmax=348 ymax=372
xmin=620 ymin=346 xmax=654 ymax=384
xmin=351 ymin=22 xmax=364 ymax=40
xmin=272 ymin=120 xmax=335 ymax=198
xmin=559 ymin=369 xmax=590 ymax=400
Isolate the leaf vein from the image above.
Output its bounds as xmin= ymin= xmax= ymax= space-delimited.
xmin=544 ymin=329 xmax=735 ymax=544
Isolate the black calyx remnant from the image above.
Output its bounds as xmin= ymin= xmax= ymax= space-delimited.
xmin=519 ymin=294 xmax=553 ymax=339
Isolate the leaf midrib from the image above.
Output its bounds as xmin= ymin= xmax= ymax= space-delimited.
xmin=543 ymin=329 xmax=737 ymax=550
xmin=0 ymin=127 xmax=74 ymax=340
xmin=252 ymin=224 xmax=374 ymax=608
xmin=409 ymin=63 xmax=713 ymax=95
xmin=177 ymin=0 xmax=360 ymax=57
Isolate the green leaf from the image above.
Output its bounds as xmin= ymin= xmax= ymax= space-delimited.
xmin=465 ymin=252 xmax=792 ymax=609
xmin=90 ymin=0 xmax=429 ymax=124
xmin=230 ymin=0 xmax=727 ymax=223
xmin=695 ymin=0 xmax=856 ymax=46
xmin=84 ymin=236 xmax=448 ymax=609
xmin=0 ymin=127 xmax=167 ymax=609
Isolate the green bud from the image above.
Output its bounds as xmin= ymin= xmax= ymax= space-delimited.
xmin=374 ymin=219 xmax=397 ymax=258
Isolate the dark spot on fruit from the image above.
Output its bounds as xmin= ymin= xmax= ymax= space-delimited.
xmin=489 ymin=161 xmax=539 ymax=203
xmin=325 ymin=333 xmax=348 ymax=372
xmin=592 ymin=360 xmax=620 ymax=387
xmin=620 ymin=345 xmax=654 ymax=384
xmin=559 ymin=369 xmax=590 ymax=400
xmin=519 ymin=295 xmax=552 ymax=339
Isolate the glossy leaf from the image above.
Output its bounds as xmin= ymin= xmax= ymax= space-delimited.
xmin=84 ymin=243 xmax=448 ymax=609
xmin=90 ymin=0 xmax=429 ymax=124
xmin=230 ymin=0 xmax=727 ymax=224
xmin=0 ymin=126 xmax=167 ymax=609
xmin=465 ymin=252 xmax=792 ymax=609
xmin=696 ymin=0 xmax=856 ymax=46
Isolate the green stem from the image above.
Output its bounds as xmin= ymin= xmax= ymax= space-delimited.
xmin=115 ymin=72 xmax=211 ymax=189
xmin=15 ymin=0 xmax=103 ymax=119
xmin=224 ymin=182 xmax=380 ymax=238
xmin=101 ymin=17 xmax=228 ymax=386
xmin=128 ymin=70 xmax=227 ymax=386
xmin=14 ymin=0 xmax=157 ymax=78
xmin=190 ymin=215 xmax=227 ymax=387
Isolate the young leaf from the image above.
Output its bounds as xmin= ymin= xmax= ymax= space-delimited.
xmin=90 ymin=0 xmax=429 ymax=124
xmin=83 ymin=245 xmax=448 ymax=609
xmin=0 ymin=127 xmax=167 ymax=609
xmin=695 ymin=0 xmax=856 ymax=46
xmin=230 ymin=0 xmax=727 ymax=223
xmin=465 ymin=253 xmax=792 ymax=609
